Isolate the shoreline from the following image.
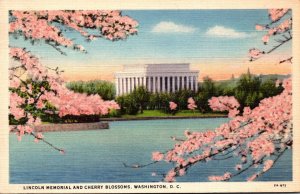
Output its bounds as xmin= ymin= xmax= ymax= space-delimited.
xmin=10 ymin=116 xmax=227 ymax=133
xmin=101 ymin=115 xmax=227 ymax=121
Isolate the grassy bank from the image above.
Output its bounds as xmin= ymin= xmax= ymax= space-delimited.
xmin=39 ymin=110 xmax=227 ymax=124
xmin=120 ymin=110 xmax=226 ymax=119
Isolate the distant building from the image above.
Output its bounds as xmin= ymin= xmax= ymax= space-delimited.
xmin=114 ymin=63 xmax=199 ymax=96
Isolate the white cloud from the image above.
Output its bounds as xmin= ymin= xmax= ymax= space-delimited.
xmin=152 ymin=21 xmax=196 ymax=33
xmin=206 ymin=25 xmax=254 ymax=39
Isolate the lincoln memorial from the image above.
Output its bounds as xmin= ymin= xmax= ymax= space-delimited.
xmin=114 ymin=63 xmax=199 ymax=96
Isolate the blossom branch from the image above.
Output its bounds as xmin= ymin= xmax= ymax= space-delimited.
xmin=266 ymin=35 xmax=292 ymax=54
xmin=30 ymin=132 xmax=65 ymax=154
xmin=45 ymin=42 xmax=67 ymax=55
xmin=279 ymin=57 xmax=293 ymax=64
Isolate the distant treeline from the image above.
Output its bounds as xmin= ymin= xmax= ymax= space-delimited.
xmin=66 ymin=80 xmax=116 ymax=100
xmin=116 ymin=72 xmax=285 ymax=115
xmin=66 ymin=72 xmax=286 ymax=116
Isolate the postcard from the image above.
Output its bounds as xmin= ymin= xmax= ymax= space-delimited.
xmin=0 ymin=0 xmax=300 ymax=193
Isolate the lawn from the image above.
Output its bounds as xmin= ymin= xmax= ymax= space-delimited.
xmin=121 ymin=110 xmax=226 ymax=118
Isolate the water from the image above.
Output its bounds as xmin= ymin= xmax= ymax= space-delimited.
xmin=9 ymin=118 xmax=292 ymax=183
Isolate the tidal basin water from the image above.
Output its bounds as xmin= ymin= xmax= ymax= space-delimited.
xmin=10 ymin=118 xmax=292 ymax=183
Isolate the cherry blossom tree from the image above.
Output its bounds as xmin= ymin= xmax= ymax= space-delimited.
xmin=169 ymin=101 xmax=178 ymax=115
xmin=9 ymin=10 xmax=138 ymax=151
xmin=146 ymin=9 xmax=292 ymax=182
xmin=249 ymin=9 xmax=292 ymax=63
xmin=187 ymin=97 xmax=197 ymax=111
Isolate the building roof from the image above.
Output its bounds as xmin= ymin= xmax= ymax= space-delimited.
xmin=116 ymin=63 xmax=198 ymax=74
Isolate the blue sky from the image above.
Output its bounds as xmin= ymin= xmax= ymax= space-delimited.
xmin=10 ymin=9 xmax=291 ymax=81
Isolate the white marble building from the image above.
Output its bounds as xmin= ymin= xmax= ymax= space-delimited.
xmin=114 ymin=63 xmax=199 ymax=96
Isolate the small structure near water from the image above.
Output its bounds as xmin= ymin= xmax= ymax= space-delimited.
xmin=10 ymin=122 xmax=109 ymax=133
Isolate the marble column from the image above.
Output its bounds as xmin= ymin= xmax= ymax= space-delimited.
xmin=131 ymin=77 xmax=135 ymax=92
xmin=147 ymin=77 xmax=150 ymax=91
xmin=138 ymin=77 xmax=140 ymax=87
xmin=177 ymin=76 xmax=180 ymax=91
xmin=157 ymin=76 xmax=161 ymax=92
xmin=121 ymin=78 xmax=124 ymax=95
xmin=120 ymin=78 xmax=122 ymax=95
xmin=136 ymin=77 xmax=138 ymax=88
xmin=128 ymin=77 xmax=131 ymax=92
xmin=143 ymin=76 xmax=146 ymax=88
xmin=118 ymin=78 xmax=120 ymax=95
xmin=150 ymin=77 xmax=152 ymax=92
xmin=162 ymin=76 xmax=165 ymax=92
xmin=195 ymin=77 xmax=198 ymax=92
xmin=195 ymin=76 xmax=198 ymax=92
xmin=133 ymin=77 xmax=139 ymax=88
xmin=132 ymin=77 xmax=135 ymax=90
xmin=124 ymin=78 xmax=127 ymax=94
xmin=139 ymin=77 xmax=141 ymax=87
xmin=167 ymin=76 xmax=170 ymax=92
xmin=172 ymin=76 xmax=175 ymax=92
xmin=153 ymin=76 xmax=156 ymax=93
xmin=115 ymin=78 xmax=119 ymax=96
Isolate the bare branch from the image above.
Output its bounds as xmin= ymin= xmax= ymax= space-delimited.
xmin=170 ymin=136 xmax=185 ymax=141
xmin=230 ymin=147 xmax=287 ymax=181
xmin=266 ymin=36 xmax=292 ymax=54
xmin=46 ymin=66 xmax=65 ymax=74
xmin=122 ymin=161 xmax=158 ymax=168
xmin=279 ymin=57 xmax=293 ymax=64
xmin=45 ymin=42 xmax=67 ymax=55
xmin=30 ymin=132 xmax=65 ymax=153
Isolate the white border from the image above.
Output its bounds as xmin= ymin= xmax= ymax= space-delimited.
xmin=0 ymin=0 xmax=299 ymax=193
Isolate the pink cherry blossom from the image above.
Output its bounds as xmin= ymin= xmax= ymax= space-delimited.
xmin=268 ymin=9 xmax=289 ymax=22
xmin=152 ymin=151 xmax=164 ymax=161
xmin=208 ymin=96 xmax=240 ymax=112
xmin=169 ymin=101 xmax=177 ymax=110
xmin=164 ymin=169 xmax=176 ymax=182
xmin=228 ymin=108 xmax=239 ymax=118
xmin=10 ymin=10 xmax=138 ymax=50
xmin=275 ymin=80 xmax=281 ymax=87
xmin=9 ymin=11 xmax=136 ymax=149
xmin=10 ymin=78 xmax=20 ymax=88
xmin=247 ymin=173 xmax=258 ymax=182
xmin=255 ymin=24 xmax=265 ymax=31
xmin=153 ymin=77 xmax=292 ymax=182
xmin=263 ymin=160 xmax=274 ymax=172
xmin=178 ymin=169 xmax=185 ymax=176
xmin=248 ymin=48 xmax=264 ymax=60
xmin=187 ymin=97 xmax=197 ymax=110
xmin=262 ymin=35 xmax=270 ymax=44
xmin=243 ymin=107 xmax=251 ymax=116
xmin=208 ymin=172 xmax=231 ymax=181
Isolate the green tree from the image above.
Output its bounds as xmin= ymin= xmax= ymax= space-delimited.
xmin=158 ymin=92 xmax=172 ymax=113
xmin=195 ymin=76 xmax=217 ymax=113
xmin=260 ymin=78 xmax=284 ymax=98
xmin=131 ymin=86 xmax=150 ymax=114
xmin=174 ymin=89 xmax=195 ymax=110
xmin=66 ymin=80 xmax=116 ymax=100
xmin=234 ymin=71 xmax=262 ymax=110
xmin=116 ymin=94 xmax=139 ymax=115
xmin=200 ymin=76 xmax=217 ymax=96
